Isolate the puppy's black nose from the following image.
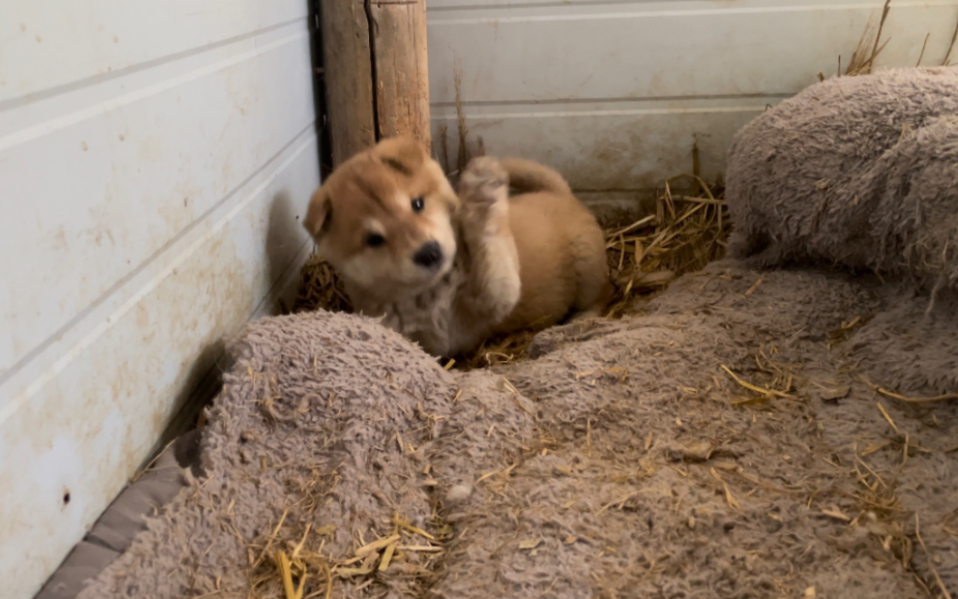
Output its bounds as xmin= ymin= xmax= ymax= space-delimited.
xmin=413 ymin=241 xmax=443 ymax=269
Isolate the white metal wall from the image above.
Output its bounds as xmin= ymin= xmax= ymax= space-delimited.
xmin=427 ymin=0 xmax=958 ymax=210
xmin=0 ymin=3 xmax=319 ymax=598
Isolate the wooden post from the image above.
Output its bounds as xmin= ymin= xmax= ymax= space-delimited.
xmin=369 ymin=0 xmax=432 ymax=148
xmin=320 ymin=1 xmax=376 ymax=166
xmin=320 ymin=0 xmax=431 ymax=166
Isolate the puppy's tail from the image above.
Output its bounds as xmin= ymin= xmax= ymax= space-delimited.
xmin=499 ymin=158 xmax=573 ymax=196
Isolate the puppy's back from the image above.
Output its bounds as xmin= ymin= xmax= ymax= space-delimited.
xmin=500 ymin=190 xmax=607 ymax=332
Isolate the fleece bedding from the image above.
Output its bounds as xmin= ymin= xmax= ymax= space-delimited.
xmin=69 ymin=260 xmax=958 ymax=599
xmin=46 ymin=66 xmax=958 ymax=599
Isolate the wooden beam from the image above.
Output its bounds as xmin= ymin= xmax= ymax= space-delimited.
xmin=320 ymin=0 xmax=431 ymax=163
xmin=320 ymin=0 xmax=376 ymax=166
xmin=369 ymin=0 xmax=431 ymax=148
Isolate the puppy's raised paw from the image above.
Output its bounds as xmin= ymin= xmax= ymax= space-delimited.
xmin=458 ymin=157 xmax=508 ymax=206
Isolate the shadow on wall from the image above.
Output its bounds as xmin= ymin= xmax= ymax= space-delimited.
xmin=147 ymin=338 xmax=227 ymax=467
xmin=266 ymin=189 xmax=310 ymax=316
xmin=148 ymin=191 xmax=310 ymax=458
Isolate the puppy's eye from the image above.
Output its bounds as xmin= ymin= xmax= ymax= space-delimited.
xmin=366 ymin=233 xmax=385 ymax=248
xmin=411 ymin=197 xmax=425 ymax=212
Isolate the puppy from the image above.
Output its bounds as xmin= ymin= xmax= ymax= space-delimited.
xmin=303 ymin=136 xmax=610 ymax=357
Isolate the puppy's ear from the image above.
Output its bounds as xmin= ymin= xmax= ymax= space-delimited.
xmin=303 ymin=186 xmax=332 ymax=238
xmin=376 ymin=136 xmax=427 ymax=176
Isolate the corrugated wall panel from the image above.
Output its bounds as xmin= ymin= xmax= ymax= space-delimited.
xmin=427 ymin=0 xmax=958 ymax=198
xmin=0 ymin=0 xmax=308 ymax=102
xmin=0 ymin=5 xmax=319 ymax=599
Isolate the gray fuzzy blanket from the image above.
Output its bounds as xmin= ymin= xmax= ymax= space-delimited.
xmin=78 ymin=261 xmax=958 ymax=599
xmin=726 ymin=67 xmax=958 ymax=296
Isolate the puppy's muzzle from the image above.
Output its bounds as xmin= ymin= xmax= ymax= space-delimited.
xmin=413 ymin=241 xmax=443 ymax=269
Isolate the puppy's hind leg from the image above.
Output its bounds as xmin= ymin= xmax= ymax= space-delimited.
xmin=455 ymin=157 xmax=522 ymax=325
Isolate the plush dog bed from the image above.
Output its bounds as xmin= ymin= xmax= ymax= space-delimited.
xmin=725 ymin=66 xmax=958 ymax=297
xmin=46 ymin=68 xmax=958 ymax=599
xmin=61 ymin=260 xmax=958 ymax=599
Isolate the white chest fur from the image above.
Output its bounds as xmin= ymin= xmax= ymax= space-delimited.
xmin=350 ymin=269 xmax=464 ymax=357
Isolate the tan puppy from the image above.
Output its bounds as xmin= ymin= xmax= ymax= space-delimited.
xmin=303 ymin=136 xmax=610 ymax=357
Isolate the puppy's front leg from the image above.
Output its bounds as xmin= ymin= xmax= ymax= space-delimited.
xmin=455 ymin=157 xmax=521 ymax=325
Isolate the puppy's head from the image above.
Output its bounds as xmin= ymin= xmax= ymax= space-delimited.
xmin=303 ymin=136 xmax=460 ymax=296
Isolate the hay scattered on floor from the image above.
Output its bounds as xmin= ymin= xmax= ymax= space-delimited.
xmin=240 ymin=507 xmax=448 ymax=599
xmin=293 ymin=176 xmax=729 ymax=369
xmin=293 ymin=258 xmax=353 ymax=315
xmin=604 ymin=175 xmax=729 ymax=317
